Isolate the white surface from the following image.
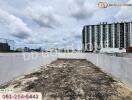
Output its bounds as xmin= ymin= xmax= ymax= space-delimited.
xmin=100 ymin=48 xmax=126 ymax=53
xmin=0 ymin=53 xmax=58 ymax=84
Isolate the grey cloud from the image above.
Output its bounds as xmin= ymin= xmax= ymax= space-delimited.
xmin=0 ymin=0 xmax=102 ymax=49
xmin=62 ymin=38 xmax=68 ymax=42
xmin=27 ymin=38 xmax=44 ymax=44
xmin=0 ymin=8 xmax=31 ymax=39
xmin=33 ymin=15 xmax=59 ymax=29
xmin=12 ymin=32 xmax=30 ymax=39
xmin=26 ymin=35 xmax=55 ymax=45
xmin=75 ymin=0 xmax=85 ymax=5
xmin=69 ymin=0 xmax=96 ymax=20
xmin=26 ymin=6 xmax=61 ymax=29
xmin=74 ymin=34 xmax=81 ymax=39
xmin=71 ymin=9 xmax=93 ymax=20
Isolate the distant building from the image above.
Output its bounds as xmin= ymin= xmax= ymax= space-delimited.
xmin=0 ymin=43 xmax=10 ymax=52
xmin=15 ymin=48 xmax=23 ymax=52
xmin=24 ymin=47 xmax=30 ymax=52
xmin=82 ymin=22 xmax=132 ymax=53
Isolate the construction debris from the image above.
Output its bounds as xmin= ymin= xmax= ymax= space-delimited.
xmin=0 ymin=59 xmax=132 ymax=100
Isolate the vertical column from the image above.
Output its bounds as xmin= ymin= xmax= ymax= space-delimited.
xmin=84 ymin=26 xmax=87 ymax=50
xmin=94 ymin=25 xmax=97 ymax=50
xmin=112 ymin=24 xmax=115 ymax=48
xmin=117 ymin=23 xmax=120 ymax=48
xmin=106 ymin=24 xmax=109 ymax=48
xmin=124 ymin=23 xmax=126 ymax=48
xmin=100 ymin=24 xmax=103 ymax=48
xmin=89 ymin=25 xmax=92 ymax=51
xmin=130 ymin=22 xmax=132 ymax=47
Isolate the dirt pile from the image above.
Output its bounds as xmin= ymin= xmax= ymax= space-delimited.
xmin=1 ymin=59 xmax=132 ymax=100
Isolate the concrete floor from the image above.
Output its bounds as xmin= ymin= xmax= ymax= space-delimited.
xmin=0 ymin=59 xmax=132 ymax=100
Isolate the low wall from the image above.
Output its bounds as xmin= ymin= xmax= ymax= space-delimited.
xmin=58 ymin=53 xmax=86 ymax=59
xmin=0 ymin=53 xmax=58 ymax=84
xmin=59 ymin=53 xmax=132 ymax=88
xmin=105 ymin=53 xmax=132 ymax=58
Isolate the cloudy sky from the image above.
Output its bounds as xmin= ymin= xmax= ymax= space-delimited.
xmin=0 ymin=0 xmax=132 ymax=49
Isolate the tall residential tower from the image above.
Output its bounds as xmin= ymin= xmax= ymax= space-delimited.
xmin=82 ymin=22 xmax=132 ymax=52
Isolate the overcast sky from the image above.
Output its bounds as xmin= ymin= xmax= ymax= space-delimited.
xmin=0 ymin=0 xmax=132 ymax=49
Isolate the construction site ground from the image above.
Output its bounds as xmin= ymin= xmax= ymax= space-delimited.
xmin=1 ymin=59 xmax=132 ymax=100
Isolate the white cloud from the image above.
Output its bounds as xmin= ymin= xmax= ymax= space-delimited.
xmin=115 ymin=0 xmax=132 ymax=21
xmin=25 ymin=6 xmax=61 ymax=29
xmin=0 ymin=8 xmax=31 ymax=39
xmin=0 ymin=0 xmax=131 ymax=49
xmin=69 ymin=0 xmax=97 ymax=20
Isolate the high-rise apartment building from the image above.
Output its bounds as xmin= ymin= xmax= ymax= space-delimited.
xmin=82 ymin=22 xmax=132 ymax=52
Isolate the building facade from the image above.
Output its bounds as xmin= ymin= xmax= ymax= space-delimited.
xmin=0 ymin=43 xmax=10 ymax=52
xmin=82 ymin=22 xmax=132 ymax=52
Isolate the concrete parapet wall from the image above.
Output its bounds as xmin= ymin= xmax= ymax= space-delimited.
xmin=0 ymin=53 xmax=58 ymax=84
xmin=58 ymin=53 xmax=86 ymax=59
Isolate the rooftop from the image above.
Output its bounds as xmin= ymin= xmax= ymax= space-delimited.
xmin=0 ymin=59 xmax=132 ymax=100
